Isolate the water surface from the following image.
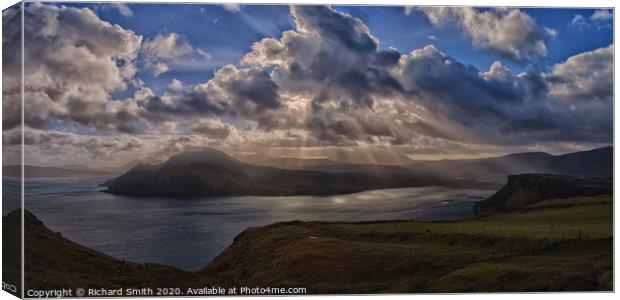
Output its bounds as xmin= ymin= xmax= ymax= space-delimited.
xmin=3 ymin=176 xmax=493 ymax=270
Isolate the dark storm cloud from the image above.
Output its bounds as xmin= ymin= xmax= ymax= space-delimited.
xmin=395 ymin=44 xmax=613 ymax=144
xmin=396 ymin=45 xmax=526 ymax=122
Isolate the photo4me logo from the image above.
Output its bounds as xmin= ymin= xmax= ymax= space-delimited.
xmin=240 ymin=286 xmax=307 ymax=295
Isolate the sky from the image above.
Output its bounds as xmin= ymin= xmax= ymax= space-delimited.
xmin=1 ymin=3 xmax=614 ymax=166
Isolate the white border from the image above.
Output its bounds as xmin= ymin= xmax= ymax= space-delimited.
xmin=0 ymin=1 xmax=617 ymax=300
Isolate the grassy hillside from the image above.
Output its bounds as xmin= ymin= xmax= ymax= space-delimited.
xmin=204 ymin=195 xmax=612 ymax=293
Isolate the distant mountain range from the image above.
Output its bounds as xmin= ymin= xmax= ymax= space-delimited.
xmin=406 ymin=146 xmax=613 ymax=182
xmin=2 ymin=165 xmax=115 ymax=178
xmin=3 ymin=160 xmax=144 ymax=179
xmin=5 ymin=146 xmax=611 ymax=186
xmin=103 ymin=148 xmax=497 ymax=197
xmin=251 ymin=146 xmax=613 ymax=183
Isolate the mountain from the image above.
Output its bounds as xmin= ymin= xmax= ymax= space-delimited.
xmin=103 ymin=148 xmax=496 ymax=197
xmin=405 ymin=146 xmax=612 ymax=182
xmin=473 ymin=174 xmax=612 ymax=216
xmin=546 ymin=146 xmax=613 ymax=178
xmin=3 ymin=165 xmax=115 ymax=178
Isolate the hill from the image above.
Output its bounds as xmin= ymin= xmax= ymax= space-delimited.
xmin=103 ymin=148 xmax=495 ymax=197
xmin=473 ymin=174 xmax=612 ymax=216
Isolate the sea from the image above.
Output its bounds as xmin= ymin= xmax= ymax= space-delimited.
xmin=3 ymin=176 xmax=493 ymax=270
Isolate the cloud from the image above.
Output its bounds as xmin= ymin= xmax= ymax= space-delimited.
xmin=108 ymin=3 xmax=133 ymax=17
xmin=138 ymin=64 xmax=281 ymax=126
xmin=3 ymin=4 xmax=612 ymax=165
xmin=393 ymin=45 xmax=550 ymax=144
xmin=222 ymin=3 xmax=241 ymax=13
xmin=243 ymin=6 xmax=402 ymax=109
xmin=3 ymin=128 xmax=147 ymax=166
xmin=168 ymin=78 xmax=183 ymax=91
xmin=544 ymin=27 xmax=558 ymax=40
xmin=238 ymin=6 xmax=610 ymax=146
xmin=590 ymin=9 xmax=612 ymax=22
xmin=571 ymin=14 xmax=587 ymax=29
xmin=418 ymin=7 xmax=551 ymax=63
xmin=571 ymin=10 xmax=613 ymax=30
xmin=2 ymin=3 xmax=142 ymax=132
xmin=547 ymin=45 xmax=613 ymax=103
xmin=191 ymin=119 xmax=233 ymax=139
xmin=141 ymin=33 xmax=211 ymax=76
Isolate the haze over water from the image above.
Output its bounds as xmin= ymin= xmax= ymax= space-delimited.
xmin=4 ymin=177 xmax=492 ymax=270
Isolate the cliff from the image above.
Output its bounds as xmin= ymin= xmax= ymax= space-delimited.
xmin=473 ymin=174 xmax=612 ymax=216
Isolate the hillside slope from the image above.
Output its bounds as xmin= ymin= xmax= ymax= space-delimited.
xmin=203 ymin=196 xmax=612 ymax=293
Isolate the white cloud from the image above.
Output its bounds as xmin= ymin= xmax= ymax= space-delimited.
xmin=544 ymin=27 xmax=558 ymax=39
xmin=571 ymin=14 xmax=587 ymax=29
xmin=548 ymin=45 xmax=613 ymax=103
xmin=222 ymin=3 xmax=241 ymax=13
xmin=418 ymin=7 xmax=550 ymax=63
xmin=141 ymin=33 xmax=211 ymax=76
xmin=142 ymin=33 xmax=193 ymax=60
xmin=109 ymin=3 xmax=133 ymax=17
xmin=590 ymin=9 xmax=612 ymax=22
xmin=571 ymin=10 xmax=612 ymax=30
xmin=168 ymin=79 xmax=183 ymax=91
